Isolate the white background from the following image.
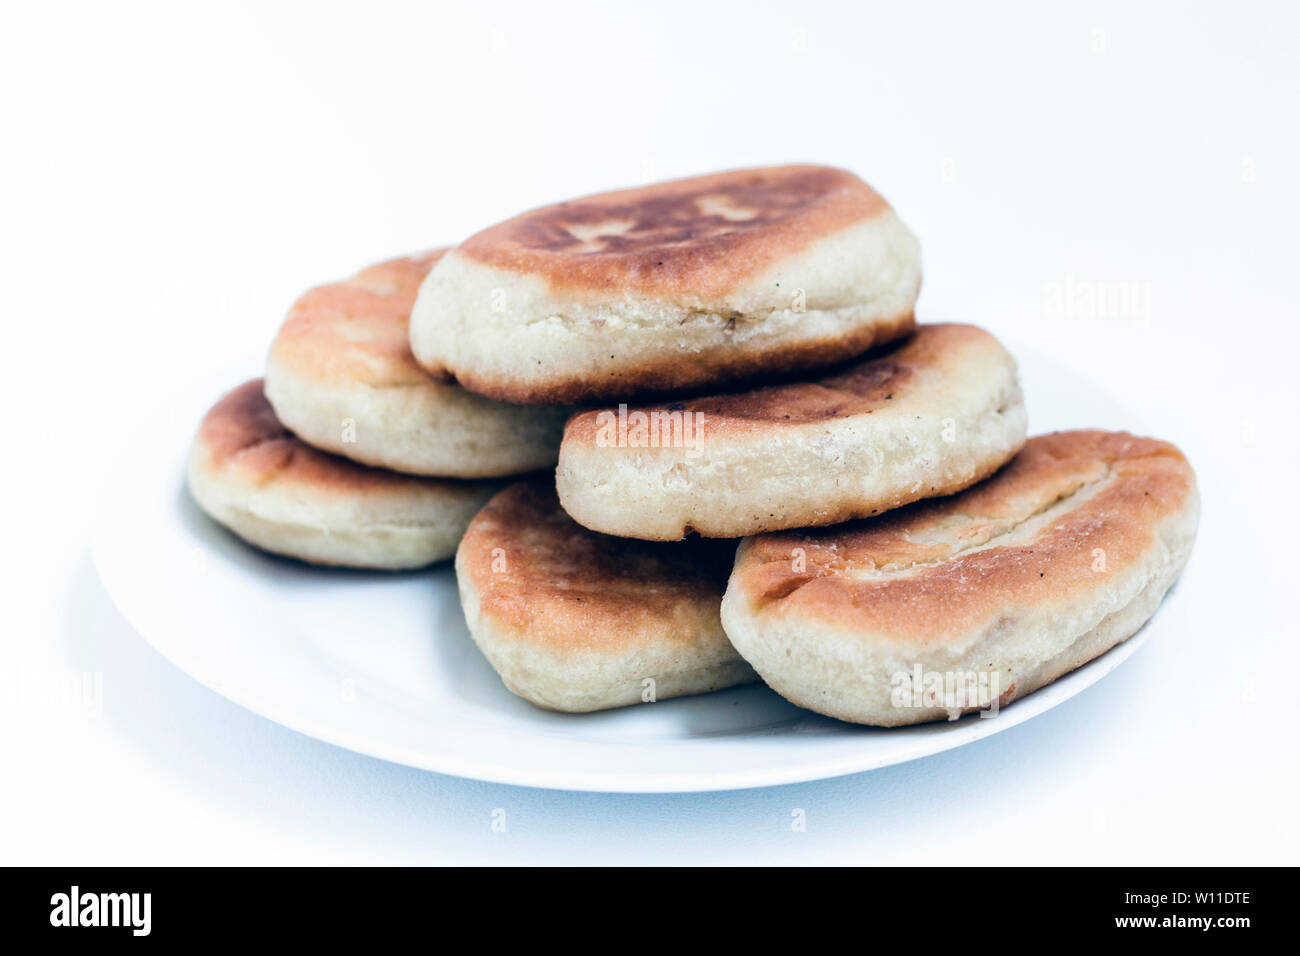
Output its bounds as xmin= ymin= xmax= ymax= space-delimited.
xmin=3 ymin=0 xmax=1297 ymax=864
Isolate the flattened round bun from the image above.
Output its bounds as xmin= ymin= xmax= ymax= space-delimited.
xmin=188 ymin=380 xmax=503 ymax=569
xmin=410 ymin=165 xmax=921 ymax=404
xmin=721 ymin=431 xmax=1199 ymax=725
xmin=264 ymin=250 xmax=571 ymax=478
xmin=556 ymin=324 xmax=1027 ymax=540
xmin=455 ymin=479 xmax=757 ymax=712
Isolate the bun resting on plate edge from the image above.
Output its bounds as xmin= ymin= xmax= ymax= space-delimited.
xmin=187 ymin=379 xmax=504 ymax=570
xmin=720 ymin=430 xmax=1199 ymax=725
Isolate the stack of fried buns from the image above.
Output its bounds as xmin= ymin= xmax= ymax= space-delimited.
xmin=189 ymin=165 xmax=1198 ymax=726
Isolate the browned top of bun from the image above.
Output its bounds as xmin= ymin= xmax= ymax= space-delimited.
xmin=564 ymin=324 xmax=1003 ymax=443
xmin=728 ymin=431 xmax=1198 ymax=642
xmin=193 ymin=379 xmax=439 ymax=496
xmin=455 ymin=165 xmax=890 ymax=298
xmin=457 ymin=479 xmax=735 ymax=650
xmin=268 ymin=250 xmax=451 ymax=387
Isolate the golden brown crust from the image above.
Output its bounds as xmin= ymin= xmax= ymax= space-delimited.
xmin=458 ymin=479 xmax=736 ymax=651
xmin=270 ymin=250 xmax=454 ymax=386
xmin=730 ymin=431 xmax=1197 ymax=642
xmin=564 ymin=323 xmax=985 ymax=441
xmin=193 ymin=379 xmax=436 ymax=496
xmin=456 ymin=165 xmax=890 ymax=299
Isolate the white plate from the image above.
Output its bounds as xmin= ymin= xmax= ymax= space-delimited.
xmin=91 ymin=344 xmax=1167 ymax=792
